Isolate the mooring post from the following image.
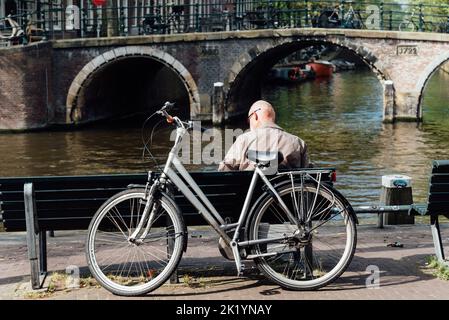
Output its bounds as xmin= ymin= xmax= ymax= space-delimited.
xmin=383 ymin=80 xmax=395 ymax=123
xmin=379 ymin=175 xmax=414 ymax=228
xmin=212 ymin=82 xmax=225 ymax=126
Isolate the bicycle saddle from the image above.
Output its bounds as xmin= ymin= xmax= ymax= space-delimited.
xmin=247 ymin=150 xmax=284 ymax=165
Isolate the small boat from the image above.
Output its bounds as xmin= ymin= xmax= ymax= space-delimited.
xmin=331 ymin=59 xmax=356 ymax=71
xmin=266 ymin=65 xmax=315 ymax=84
xmin=306 ymin=60 xmax=334 ymax=77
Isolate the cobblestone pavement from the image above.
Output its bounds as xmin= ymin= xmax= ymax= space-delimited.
xmin=0 ymin=224 xmax=448 ymax=300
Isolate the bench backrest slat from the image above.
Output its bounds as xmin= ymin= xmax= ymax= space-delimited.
xmin=0 ymin=169 xmax=334 ymax=231
xmin=428 ymin=161 xmax=449 ymax=216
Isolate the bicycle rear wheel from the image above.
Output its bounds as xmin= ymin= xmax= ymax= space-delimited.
xmin=86 ymin=188 xmax=185 ymax=296
xmin=248 ymin=182 xmax=356 ymax=290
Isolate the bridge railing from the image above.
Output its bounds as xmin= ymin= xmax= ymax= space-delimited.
xmin=2 ymin=1 xmax=449 ymax=43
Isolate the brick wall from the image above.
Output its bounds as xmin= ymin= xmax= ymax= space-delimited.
xmin=1 ymin=29 xmax=449 ymax=130
xmin=0 ymin=42 xmax=53 ymax=130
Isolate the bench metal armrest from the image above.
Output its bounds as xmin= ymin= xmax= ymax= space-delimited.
xmin=408 ymin=203 xmax=427 ymax=216
xmin=127 ymin=184 xmax=146 ymax=189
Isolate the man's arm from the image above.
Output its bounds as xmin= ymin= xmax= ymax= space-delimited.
xmin=301 ymin=141 xmax=311 ymax=168
xmin=218 ymin=135 xmax=244 ymax=171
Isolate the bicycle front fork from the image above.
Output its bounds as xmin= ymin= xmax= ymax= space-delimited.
xmin=128 ymin=181 xmax=159 ymax=243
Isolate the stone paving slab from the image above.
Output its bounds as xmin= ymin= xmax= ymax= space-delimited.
xmin=0 ymin=224 xmax=448 ymax=300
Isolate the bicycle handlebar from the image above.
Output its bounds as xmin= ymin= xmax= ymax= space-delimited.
xmin=156 ymin=101 xmax=207 ymax=132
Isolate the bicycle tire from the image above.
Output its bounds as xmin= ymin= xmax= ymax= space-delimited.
xmin=86 ymin=188 xmax=185 ymax=296
xmin=247 ymin=182 xmax=357 ymax=290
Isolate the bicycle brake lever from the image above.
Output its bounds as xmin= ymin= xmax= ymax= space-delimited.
xmin=163 ymin=101 xmax=175 ymax=111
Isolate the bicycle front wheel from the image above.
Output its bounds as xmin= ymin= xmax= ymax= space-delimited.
xmin=248 ymin=183 xmax=356 ymax=290
xmin=86 ymin=188 xmax=185 ymax=296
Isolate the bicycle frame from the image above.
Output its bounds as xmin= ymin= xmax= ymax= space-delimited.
xmin=132 ymin=119 xmax=336 ymax=273
xmin=159 ymin=126 xmax=296 ymax=245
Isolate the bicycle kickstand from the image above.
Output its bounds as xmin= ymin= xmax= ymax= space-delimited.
xmin=230 ymin=240 xmax=245 ymax=276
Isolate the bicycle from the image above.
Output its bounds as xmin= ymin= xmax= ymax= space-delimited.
xmin=142 ymin=5 xmax=189 ymax=35
xmin=0 ymin=14 xmax=26 ymax=45
xmin=240 ymin=4 xmax=281 ymax=30
xmin=341 ymin=2 xmax=364 ymax=29
xmin=85 ymin=102 xmax=357 ymax=296
xmin=399 ymin=8 xmax=434 ymax=32
xmin=432 ymin=19 xmax=449 ymax=33
xmin=316 ymin=2 xmax=363 ymax=29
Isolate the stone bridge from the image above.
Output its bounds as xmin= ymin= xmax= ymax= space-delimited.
xmin=2 ymin=28 xmax=449 ymax=130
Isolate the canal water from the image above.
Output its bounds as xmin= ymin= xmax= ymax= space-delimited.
xmin=0 ymin=68 xmax=448 ymax=206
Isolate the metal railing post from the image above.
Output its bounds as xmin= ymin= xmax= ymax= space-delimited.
xmin=304 ymin=0 xmax=309 ymax=27
xmin=81 ymin=6 xmax=87 ymax=38
xmin=195 ymin=3 xmax=200 ymax=32
xmin=380 ymin=2 xmax=384 ymax=31
xmin=339 ymin=0 xmax=345 ymax=29
xmin=119 ymin=6 xmax=125 ymax=36
xmin=389 ymin=10 xmax=392 ymax=30
xmin=446 ymin=15 xmax=449 ymax=33
xmin=418 ymin=3 xmax=423 ymax=32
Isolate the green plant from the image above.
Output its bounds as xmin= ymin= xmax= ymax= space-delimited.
xmin=425 ymin=256 xmax=449 ymax=281
xmin=182 ymin=274 xmax=193 ymax=286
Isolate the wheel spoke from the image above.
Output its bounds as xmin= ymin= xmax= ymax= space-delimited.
xmin=87 ymin=191 xmax=184 ymax=295
xmin=250 ymin=183 xmax=355 ymax=290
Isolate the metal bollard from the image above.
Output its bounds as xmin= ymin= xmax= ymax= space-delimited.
xmin=378 ymin=175 xmax=414 ymax=228
xmin=212 ymin=82 xmax=225 ymax=126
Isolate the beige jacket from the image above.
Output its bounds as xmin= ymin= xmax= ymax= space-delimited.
xmin=218 ymin=123 xmax=309 ymax=171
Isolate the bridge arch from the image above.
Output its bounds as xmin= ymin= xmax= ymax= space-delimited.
xmin=66 ymin=46 xmax=200 ymax=124
xmin=225 ymin=38 xmax=390 ymax=118
xmin=416 ymin=51 xmax=449 ymax=120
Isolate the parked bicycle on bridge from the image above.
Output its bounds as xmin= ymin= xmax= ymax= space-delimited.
xmin=142 ymin=4 xmax=192 ymax=35
xmin=399 ymin=8 xmax=435 ymax=32
xmin=312 ymin=1 xmax=363 ymax=29
xmin=239 ymin=3 xmax=282 ymax=30
xmin=0 ymin=14 xmax=26 ymax=45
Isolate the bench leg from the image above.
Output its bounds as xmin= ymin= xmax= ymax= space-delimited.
xmin=24 ymin=183 xmax=47 ymax=290
xmin=430 ymin=215 xmax=446 ymax=263
xmin=39 ymin=231 xmax=48 ymax=274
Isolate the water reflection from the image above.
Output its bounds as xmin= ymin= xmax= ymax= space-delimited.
xmin=0 ymin=68 xmax=448 ymax=206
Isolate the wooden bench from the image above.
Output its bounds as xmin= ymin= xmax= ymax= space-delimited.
xmin=409 ymin=160 xmax=449 ymax=264
xmin=0 ymin=169 xmax=334 ymax=288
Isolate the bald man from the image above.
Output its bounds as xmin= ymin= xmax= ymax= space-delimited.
xmin=218 ymin=100 xmax=310 ymax=171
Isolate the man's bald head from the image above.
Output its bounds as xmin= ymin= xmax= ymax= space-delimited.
xmin=248 ymin=100 xmax=276 ymax=127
